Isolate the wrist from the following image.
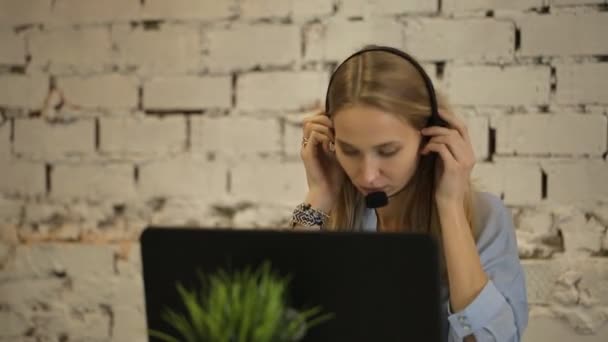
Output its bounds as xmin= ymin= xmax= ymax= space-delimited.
xmin=305 ymin=191 xmax=334 ymax=213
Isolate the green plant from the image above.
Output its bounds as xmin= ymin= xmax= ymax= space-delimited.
xmin=149 ymin=261 xmax=334 ymax=342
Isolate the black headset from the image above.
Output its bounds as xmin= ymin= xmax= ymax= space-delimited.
xmin=324 ymin=45 xmax=447 ymax=233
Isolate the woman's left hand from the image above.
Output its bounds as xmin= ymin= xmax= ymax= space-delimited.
xmin=420 ymin=110 xmax=476 ymax=208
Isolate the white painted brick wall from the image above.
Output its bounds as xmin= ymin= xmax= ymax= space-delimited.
xmin=493 ymin=113 xmax=607 ymax=156
xmin=51 ymin=0 xmax=140 ymax=24
xmin=472 ymin=161 xmax=542 ymax=205
xmin=143 ymin=76 xmax=232 ymax=110
xmin=57 ymin=74 xmax=139 ymax=109
xmin=305 ymin=18 xmax=403 ymax=61
xmin=518 ymin=13 xmax=608 ymax=57
xmin=191 ymin=116 xmax=281 ymax=156
xmin=13 ymin=119 xmax=95 ymax=161
xmin=445 ymin=65 xmax=551 ymax=106
xmin=99 ymin=116 xmax=186 ymax=156
xmin=231 ymin=161 xmax=307 ymax=205
xmin=0 ymin=197 xmax=22 ymax=224
xmin=52 ymin=164 xmax=136 ymax=201
xmin=555 ymin=63 xmax=608 ymax=105
xmin=204 ymin=24 xmax=300 ymax=72
xmin=29 ymin=27 xmax=113 ymax=73
xmin=403 ymin=18 xmax=514 ymax=62
xmin=0 ymin=74 xmax=48 ymax=110
xmin=0 ymin=161 xmax=46 ymax=197
xmin=338 ymin=0 xmax=436 ymax=16
xmin=237 ymin=71 xmax=326 ymax=111
xmin=442 ymin=0 xmax=543 ymax=12
xmin=545 ymin=161 xmax=608 ymax=202
xmin=0 ymin=0 xmax=51 ymax=27
xmin=138 ymin=157 xmax=227 ymax=199
xmin=113 ymin=24 xmax=201 ymax=75
xmin=142 ymin=0 xmax=235 ymax=21
xmin=0 ymin=30 xmax=25 ymax=65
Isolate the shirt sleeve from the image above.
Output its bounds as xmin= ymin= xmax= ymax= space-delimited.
xmin=446 ymin=192 xmax=529 ymax=341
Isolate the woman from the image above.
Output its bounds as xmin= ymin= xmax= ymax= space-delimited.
xmin=290 ymin=47 xmax=528 ymax=341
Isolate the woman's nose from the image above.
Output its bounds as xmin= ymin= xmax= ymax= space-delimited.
xmin=361 ymin=158 xmax=380 ymax=185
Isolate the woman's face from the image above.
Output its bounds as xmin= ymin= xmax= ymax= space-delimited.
xmin=333 ymin=105 xmax=423 ymax=196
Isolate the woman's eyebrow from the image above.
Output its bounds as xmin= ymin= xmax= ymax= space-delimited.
xmin=336 ymin=139 xmax=400 ymax=149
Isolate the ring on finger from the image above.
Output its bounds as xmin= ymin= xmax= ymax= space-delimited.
xmin=301 ymin=137 xmax=309 ymax=147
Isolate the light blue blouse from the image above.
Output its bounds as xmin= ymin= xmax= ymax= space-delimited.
xmin=359 ymin=191 xmax=529 ymax=341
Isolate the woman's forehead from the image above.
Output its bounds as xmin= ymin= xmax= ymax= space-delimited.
xmin=333 ymin=105 xmax=418 ymax=138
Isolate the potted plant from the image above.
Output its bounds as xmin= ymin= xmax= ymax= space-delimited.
xmin=149 ymin=261 xmax=334 ymax=342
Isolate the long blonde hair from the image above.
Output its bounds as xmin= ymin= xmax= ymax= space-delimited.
xmin=324 ymin=49 xmax=479 ymax=281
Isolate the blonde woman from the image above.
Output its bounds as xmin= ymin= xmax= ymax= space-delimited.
xmin=291 ymin=47 xmax=528 ymax=342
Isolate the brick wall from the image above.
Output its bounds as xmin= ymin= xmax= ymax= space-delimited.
xmin=0 ymin=0 xmax=607 ymax=340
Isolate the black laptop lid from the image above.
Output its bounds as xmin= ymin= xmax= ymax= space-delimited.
xmin=140 ymin=227 xmax=442 ymax=342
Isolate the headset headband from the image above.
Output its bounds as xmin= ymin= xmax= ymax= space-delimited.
xmin=324 ymin=46 xmax=444 ymax=127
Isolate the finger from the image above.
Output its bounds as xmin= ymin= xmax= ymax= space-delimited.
xmin=437 ymin=110 xmax=469 ymax=141
xmin=304 ymin=122 xmax=334 ymax=141
xmin=423 ymin=135 xmax=467 ymax=163
xmin=303 ymin=130 xmax=332 ymax=155
xmin=421 ymin=142 xmax=457 ymax=168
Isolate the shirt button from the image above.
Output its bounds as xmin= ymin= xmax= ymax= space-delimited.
xmin=458 ymin=316 xmax=467 ymax=323
xmin=463 ymin=324 xmax=471 ymax=331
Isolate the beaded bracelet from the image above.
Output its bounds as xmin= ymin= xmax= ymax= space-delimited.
xmin=290 ymin=202 xmax=330 ymax=228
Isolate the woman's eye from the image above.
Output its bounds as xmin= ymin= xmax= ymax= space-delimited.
xmin=379 ymin=149 xmax=398 ymax=157
xmin=342 ymin=149 xmax=359 ymax=156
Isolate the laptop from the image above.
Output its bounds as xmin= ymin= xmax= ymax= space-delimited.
xmin=140 ymin=227 xmax=443 ymax=342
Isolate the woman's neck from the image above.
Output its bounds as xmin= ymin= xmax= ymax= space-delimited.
xmin=374 ymin=185 xmax=413 ymax=231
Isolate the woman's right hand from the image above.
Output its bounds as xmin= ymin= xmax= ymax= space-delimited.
xmin=300 ymin=110 xmax=345 ymax=212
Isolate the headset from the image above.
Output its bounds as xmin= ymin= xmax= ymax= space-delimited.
xmin=324 ymin=46 xmax=448 ymax=230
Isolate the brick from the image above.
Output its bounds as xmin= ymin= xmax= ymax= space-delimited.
xmin=0 ymin=74 xmax=48 ymax=110
xmin=29 ymin=28 xmax=113 ymax=72
xmin=52 ymin=164 xmax=136 ymax=201
xmin=99 ymin=116 xmax=186 ymax=156
xmin=112 ymin=306 xmax=147 ymax=342
xmin=205 ymin=25 xmax=300 ymax=72
xmin=515 ymin=207 xmax=561 ymax=259
xmin=305 ymin=19 xmax=403 ymax=61
xmin=0 ymin=161 xmax=46 ymax=197
xmin=0 ymin=277 xmax=65 ymax=310
xmin=292 ymin=0 xmax=334 ymax=19
xmin=191 ymin=116 xmax=281 ymax=155
xmin=472 ymin=161 xmax=542 ymax=205
xmin=138 ymin=157 xmax=226 ymax=199
xmin=403 ymin=18 xmax=514 ymax=62
xmin=0 ymin=122 xmax=9 ymax=161
xmin=113 ymin=24 xmax=201 ymax=75
xmin=239 ymin=0 xmax=290 ymax=19
xmin=545 ymin=160 xmax=608 ymax=202
xmin=0 ymin=311 xmax=28 ymax=336
xmin=237 ymin=71 xmax=326 ymax=111
xmin=57 ymin=74 xmax=139 ymax=109
xmin=518 ymin=13 xmax=608 ymax=57
xmin=143 ymin=76 xmax=231 ymax=110
xmin=142 ymin=0 xmax=235 ymax=20
xmin=0 ymin=30 xmax=26 ymax=65
xmin=445 ymin=65 xmax=551 ymax=106
xmin=551 ymin=0 xmax=605 ymax=5
xmin=11 ymin=243 xmax=114 ymax=278
xmin=461 ymin=114 xmax=490 ymax=161
xmin=494 ymin=114 xmax=606 ymax=156
xmin=0 ymin=0 xmax=51 ymax=27
xmin=231 ymin=161 xmax=307 ymax=205
xmin=51 ymin=0 xmax=140 ymax=24
xmin=339 ymin=0 xmax=436 ymax=16
xmin=555 ymin=63 xmax=608 ymax=105
xmin=442 ymin=0 xmax=542 ymax=12
xmin=14 ymin=119 xmax=95 ymax=160
xmin=554 ymin=207 xmax=604 ymax=255
xmin=0 ymin=197 xmax=22 ymax=224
